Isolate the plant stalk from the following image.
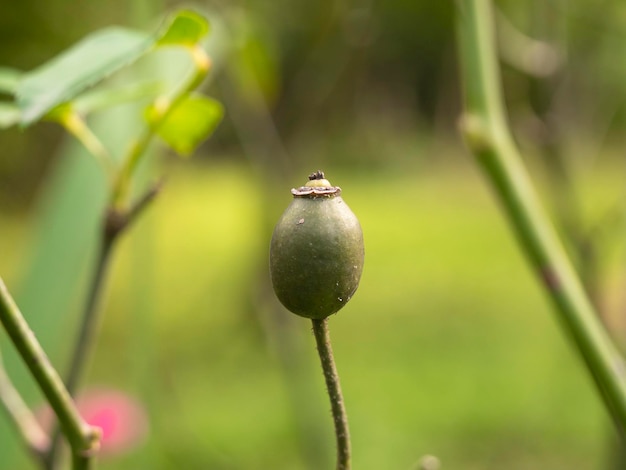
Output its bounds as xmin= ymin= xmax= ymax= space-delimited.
xmin=43 ymin=233 xmax=112 ymax=470
xmin=65 ymin=236 xmax=114 ymax=398
xmin=311 ymin=318 xmax=351 ymax=470
xmin=45 ymin=183 xmax=162 ymax=469
xmin=0 ymin=349 xmax=49 ymax=460
xmin=112 ymin=45 xmax=210 ymax=207
xmin=456 ymin=0 xmax=626 ymax=436
xmin=58 ymin=110 xmax=117 ymax=182
xmin=64 ymin=182 xmax=162 ymax=396
xmin=0 ymin=278 xmax=100 ymax=464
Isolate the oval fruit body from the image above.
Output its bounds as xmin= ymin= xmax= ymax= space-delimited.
xmin=270 ymin=186 xmax=364 ymax=319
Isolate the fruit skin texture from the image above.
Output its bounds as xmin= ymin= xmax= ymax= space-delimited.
xmin=270 ymin=190 xmax=364 ymax=319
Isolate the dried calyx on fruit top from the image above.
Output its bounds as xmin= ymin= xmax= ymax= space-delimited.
xmin=291 ymin=170 xmax=341 ymax=197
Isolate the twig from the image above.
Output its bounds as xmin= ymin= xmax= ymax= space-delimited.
xmin=0 ymin=277 xmax=100 ymax=465
xmin=311 ymin=318 xmax=351 ymax=470
xmin=112 ymin=45 xmax=210 ymax=207
xmin=45 ymin=181 xmax=163 ymax=469
xmin=456 ymin=0 xmax=626 ymax=436
xmin=57 ymin=110 xmax=117 ymax=182
xmin=68 ymin=180 xmax=163 ymax=396
xmin=0 ymin=348 xmax=49 ymax=461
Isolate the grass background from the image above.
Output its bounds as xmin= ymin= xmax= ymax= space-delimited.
xmin=3 ymin=142 xmax=621 ymax=468
xmin=2 ymin=1 xmax=626 ymax=467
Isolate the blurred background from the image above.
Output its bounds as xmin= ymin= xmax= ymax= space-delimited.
xmin=1 ymin=0 xmax=626 ymax=468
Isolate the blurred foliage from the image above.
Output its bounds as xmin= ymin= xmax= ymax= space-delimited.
xmin=1 ymin=0 xmax=626 ymax=469
xmin=3 ymin=0 xmax=626 ymax=205
xmin=2 ymin=158 xmax=619 ymax=469
xmin=0 ymin=0 xmax=147 ymax=208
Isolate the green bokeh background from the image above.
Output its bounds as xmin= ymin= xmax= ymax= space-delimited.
xmin=2 ymin=1 xmax=626 ymax=469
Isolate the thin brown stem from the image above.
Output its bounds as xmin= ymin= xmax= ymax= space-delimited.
xmin=311 ymin=318 xmax=351 ymax=470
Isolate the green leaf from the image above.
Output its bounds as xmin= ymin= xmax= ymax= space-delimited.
xmin=14 ymin=9 xmax=210 ymax=128
xmin=0 ymin=67 xmax=22 ymax=95
xmin=16 ymin=27 xmax=153 ymax=126
xmin=0 ymin=103 xmax=21 ymax=128
xmin=72 ymin=80 xmax=164 ymax=116
xmin=157 ymin=10 xmax=210 ymax=47
xmin=147 ymin=93 xmax=223 ymax=156
xmin=229 ymin=16 xmax=280 ymax=106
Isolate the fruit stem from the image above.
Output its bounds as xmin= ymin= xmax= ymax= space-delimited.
xmin=311 ymin=318 xmax=351 ymax=470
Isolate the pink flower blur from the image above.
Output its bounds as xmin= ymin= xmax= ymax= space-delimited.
xmin=38 ymin=387 xmax=149 ymax=457
xmin=77 ymin=388 xmax=149 ymax=455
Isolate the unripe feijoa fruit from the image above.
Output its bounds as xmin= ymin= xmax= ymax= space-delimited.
xmin=270 ymin=171 xmax=364 ymax=319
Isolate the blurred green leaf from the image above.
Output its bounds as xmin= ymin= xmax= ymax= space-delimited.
xmin=157 ymin=10 xmax=210 ymax=47
xmin=14 ymin=10 xmax=210 ymax=128
xmin=147 ymin=93 xmax=223 ymax=156
xmin=0 ymin=67 xmax=22 ymax=95
xmin=16 ymin=28 xmax=153 ymax=126
xmin=0 ymin=103 xmax=20 ymax=128
xmin=228 ymin=16 xmax=280 ymax=106
xmin=73 ymin=81 xmax=164 ymax=116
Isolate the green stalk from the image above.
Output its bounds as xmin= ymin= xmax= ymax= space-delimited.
xmin=64 ymin=236 xmax=113 ymax=398
xmin=0 ymin=278 xmax=100 ymax=464
xmin=45 ymin=183 xmax=162 ymax=470
xmin=45 ymin=38 xmax=206 ymax=470
xmin=0 ymin=349 xmax=49 ymax=460
xmin=311 ymin=318 xmax=351 ymax=470
xmin=456 ymin=0 xmax=626 ymax=435
xmin=71 ymin=452 xmax=95 ymax=470
xmin=43 ymin=231 xmax=113 ymax=470
xmin=58 ymin=110 xmax=117 ymax=183
xmin=64 ymin=182 xmax=162 ymax=398
xmin=112 ymin=45 xmax=210 ymax=207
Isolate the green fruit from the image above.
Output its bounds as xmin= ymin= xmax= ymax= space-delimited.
xmin=270 ymin=171 xmax=364 ymax=319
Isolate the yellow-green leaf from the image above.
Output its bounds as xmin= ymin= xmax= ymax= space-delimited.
xmin=148 ymin=93 xmax=223 ymax=156
xmin=157 ymin=10 xmax=210 ymax=47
